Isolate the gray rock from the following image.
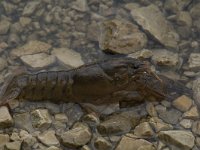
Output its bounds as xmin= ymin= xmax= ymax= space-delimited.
xmin=13 ymin=112 xmax=34 ymax=133
xmin=10 ymin=40 xmax=52 ymax=58
xmin=131 ymin=4 xmax=179 ymax=49
xmin=97 ymin=107 xmax=146 ymax=136
xmin=8 ymin=33 xmax=21 ymax=46
xmin=193 ymin=78 xmax=200 ymax=110
xmin=94 ymin=137 xmax=112 ymax=150
xmin=115 ymin=134 xmax=155 ymax=150
xmin=1 ymin=1 xmax=17 ymax=15
xmin=158 ymin=108 xmax=182 ymax=124
xmin=52 ymin=48 xmax=84 ymax=68
xmin=19 ymin=17 xmax=31 ymax=27
xmin=188 ymin=53 xmax=200 ymax=71
xmin=37 ymin=130 xmax=59 ymax=146
xmin=0 ymin=58 xmax=7 ymax=71
xmin=23 ymin=1 xmax=42 ymax=16
xmin=20 ymin=53 xmax=56 ymax=69
xmin=54 ymin=113 xmax=68 ymax=123
xmin=0 ymin=106 xmax=13 ymax=128
xmin=158 ymin=130 xmax=195 ymax=150
xmin=31 ymin=109 xmax=52 ymax=130
xmin=99 ymin=19 xmax=147 ymax=54
xmin=192 ymin=121 xmax=200 ymax=136
xmin=61 ymin=123 xmax=92 ymax=148
xmin=128 ymin=49 xmax=153 ymax=59
xmin=0 ymin=19 xmax=11 ymax=35
xmin=151 ymin=49 xmax=179 ymax=67
xmin=46 ymin=146 xmax=61 ymax=150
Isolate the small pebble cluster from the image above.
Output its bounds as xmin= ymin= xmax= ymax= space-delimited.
xmin=0 ymin=0 xmax=200 ymax=150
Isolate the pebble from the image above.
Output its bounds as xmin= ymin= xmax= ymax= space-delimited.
xmin=0 ymin=58 xmax=7 ymax=71
xmin=20 ymin=53 xmax=56 ymax=68
xmin=31 ymin=109 xmax=52 ymax=129
xmin=128 ymin=49 xmax=153 ymax=59
xmin=158 ymin=108 xmax=182 ymax=125
xmin=13 ymin=112 xmax=34 ymax=132
xmin=99 ymin=19 xmax=147 ymax=54
xmin=19 ymin=17 xmax=32 ymax=27
xmin=0 ymin=20 xmax=11 ymax=35
xmin=183 ymin=106 xmax=199 ymax=120
xmin=146 ymin=102 xmax=158 ymax=117
xmin=134 ymin=122 xmax=154 ymax=137
xmin=179 ymin=119 xmax=193 ymax=129
xmin=176 ymin=11 xmax=192 ymax=27
xmin=72 ymin=0 xmax=88 ymax=12
xmin=0 ymin=134 xmax=9 ymax=146
xmin=0 ymin=106 xmax=13 ymax=128
xmin=131 ymin=4 xmax=179 ymax=49
xmin=188 ymin=53 xmax=200 ymax=70
xmin=54 ymin=113 xmax=68 ymax=123
xmin=22 ymin=1 xmax=42 ymax=16
xmin=52 ymin=48 xmax=84 ymax=68
xmin=61 ymin=123 xmax=92 ymax=148
xmin=10 ymin=40 xmax=52 ymax=58
xmin=37 ymin=130 xmax=59 ymax=146
xmin=94 ymin=137 xmax=112 ymax=150
xmin=193 ymin=78 xmax=200 ymax=110
xmin=172 ymin=95 xmax=192 ymax=112
xmin=151 ymin=49 xmax=179 ymax=67
xmin=46 ymin=146 xmax=61 ymax=150
xmin=115 ymin=134 xmax=155 ymax=150
xmin=5 ymin=141 xmax=22 ymax=150
xmin=149 ymin=117 xmax=173 ymax=132
xmin=158 ymin=130 xmax=195 ymax=149
xmin=192 ymin=121 xmax=200 ymax=136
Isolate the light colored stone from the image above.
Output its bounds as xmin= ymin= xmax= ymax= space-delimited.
xmin=128 ymin=49 xmax=153 ymax=59
xmin=54 ymin=113 xmax=68 ymax=123
xmin=183 ymin=106 xmax=199 ymax=120
xmin=151 ymin=49 xmax=179 ymax=67
xmin=176 ymin=11 xmax=192 ymax=27
xmin=46 ymin=146 xmax=61 ymax=150
xmin=22 ymin=1 xmax=41 ymax=16
xmin=31 ymin=109 xmax=52 ymax=129
xmin=172 ymin=95 xmax=192 ymax=112
xmin=180 ymin=119 xmax=192 ymax=129
xmin=115 ymin=135 xmax=155 ymax=150
xmin=5 ymin=141 xmax=22 ymax=150
xmin=72 ymin=0 xmax=88 ymax=12
xmin=0 ymin=20 xmax=11 ymax=35
xmin=61 ymin=123 xmax=92 ymax=148
xmin=81 ymin=145 xmax=91 ymax=150
xmin=190 ymin=2 xmax=200 ymax=19
xmin=0 ymin=58 xmax=7 ymax=71
xmin=0 ymin=42 xmax=8 ymax=53
xmin=149 ymin=117 xmax=173 ymax=132
xmin=20 ymin=53 xmax=56 ymax=68
xmin=37 ymin=130 xmax=59 ymax=146
xmin=10 ymin=132 xmax=20 ymax=141
xmin=134 ymin=122 xmax=154 ymax=137
xmin=0 ymin=106 xmax=13 ymax=128
xmin=19 ymin=17 xmax=31 ymax=27
xmin=131 ymin=4 xmax=179 ymax=49
xmin=52 ymin=48 xmax=84 ymax=68
xmin=0 ymin=134 xmax=9 ymax=146
xmin=82 ymin=113 xmax=100 ymax=125
xmin=146 ymin=102 xmax=157 ymax=117
xmin=99 ymin=19 xmax=147 ymax=54
xmin=94 ymin=137 xmax=112 ymax=150
xmin=158 ymin=130 xmax=195 ymax=150
xmin=188 ymin=53 xmax=200 ymax=70
xmin=11 ymin=40 xmax=52 ymax=58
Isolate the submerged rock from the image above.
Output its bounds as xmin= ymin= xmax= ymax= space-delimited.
xmin=99 ymin=19 xmax=147 ymax=54
xmin=131 ymin=4 xmax=179 ymax=49
xmin=0 ymin=106 xmax=13 ymax=128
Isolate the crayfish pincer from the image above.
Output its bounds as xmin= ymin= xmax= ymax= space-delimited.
xmin=0 ymin=57 xmax=166 ymax=107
